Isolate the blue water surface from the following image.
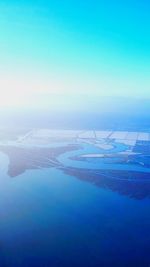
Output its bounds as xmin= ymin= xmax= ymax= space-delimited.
xmin=0 ymin=151 xmax=150 ymax=267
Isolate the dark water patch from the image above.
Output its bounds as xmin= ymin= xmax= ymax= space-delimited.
xmin=64 ymin=168 xmax=150 ymax=200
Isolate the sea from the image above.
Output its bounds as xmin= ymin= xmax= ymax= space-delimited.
xmin=0 ymin=106 xmax=149 ymax=267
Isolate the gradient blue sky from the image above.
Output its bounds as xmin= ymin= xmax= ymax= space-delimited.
xmin=0 ymin=0 xmax=150 ymax=107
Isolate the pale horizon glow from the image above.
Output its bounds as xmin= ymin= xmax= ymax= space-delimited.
xmin=0 ymin=1 xmax=150 ymax=108
xmin=0 ymin=68 xmax=150 ymax=108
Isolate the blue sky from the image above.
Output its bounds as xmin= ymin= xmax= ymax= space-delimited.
xmin=0 ymin=0 xmax=150 ymax=107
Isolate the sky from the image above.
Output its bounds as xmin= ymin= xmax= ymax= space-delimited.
xmin=0 ymin=0 xmax=150 ymax=108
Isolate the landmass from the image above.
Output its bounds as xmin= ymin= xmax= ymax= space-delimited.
xmin=0 ymin=128 xmax=150 ymax=199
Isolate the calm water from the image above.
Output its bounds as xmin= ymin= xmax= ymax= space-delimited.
xmin=0 ymin=151 xmax=150 ymax=267
xmin=59 ymin=142 xmax=150 ymax=173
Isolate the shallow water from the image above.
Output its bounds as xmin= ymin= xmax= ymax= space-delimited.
xmin=59 ymin=141 xmax=150 ymax=174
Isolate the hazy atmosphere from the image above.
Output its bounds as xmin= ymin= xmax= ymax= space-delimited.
xmin=0 ymin=0 xmax=150 ymax=111
xmin=0 ymin=2 xmax=150 ymax=267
